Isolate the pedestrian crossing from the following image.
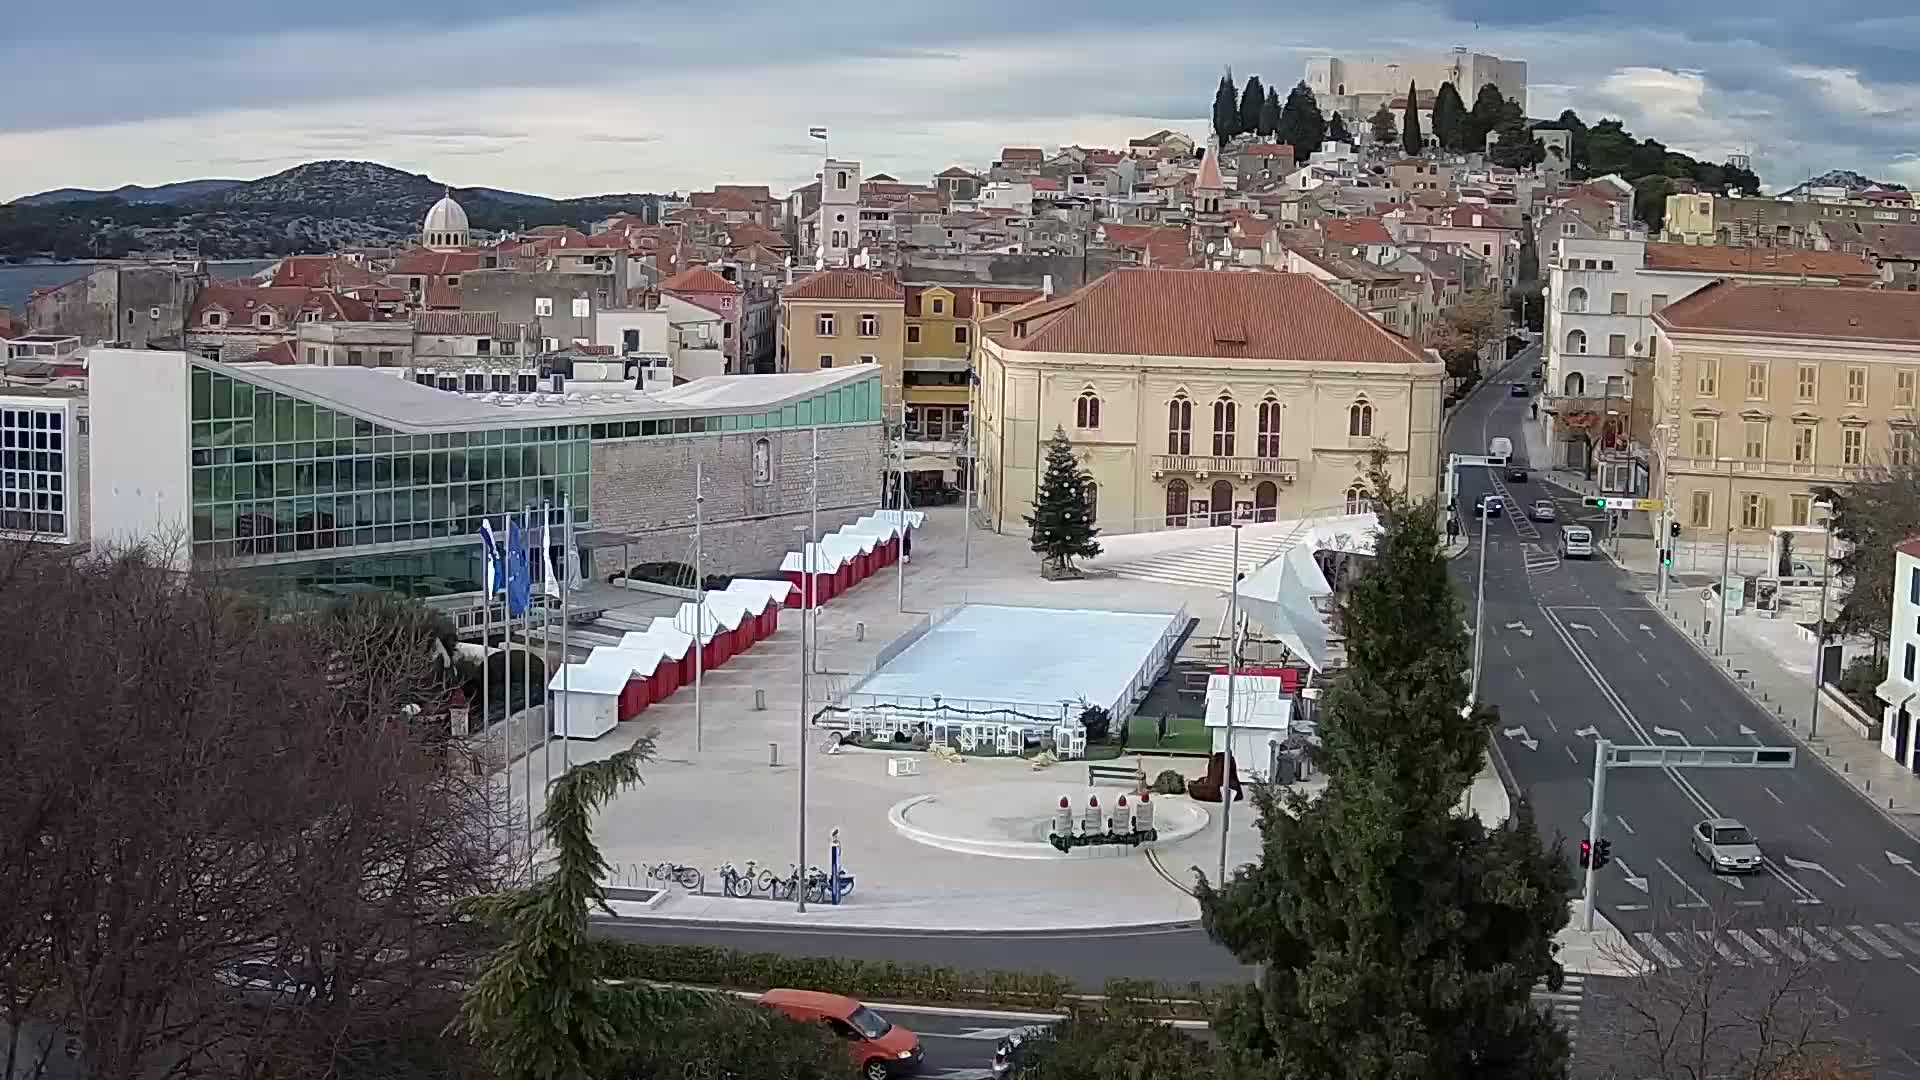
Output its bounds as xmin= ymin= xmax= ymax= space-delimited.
xmin=1535 ymin=973 xmax=1585 ymax=1040
xmin=1522 ymin=542 xmax=1560 ymax=576
xmin=1624 ymin=922 xmax=1920 ymax=970
xmin=1101 ymin=522 xmax=1312 ymax=590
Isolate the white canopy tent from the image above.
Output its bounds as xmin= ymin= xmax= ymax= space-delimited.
xmin=546 ymin=656 xmax=632 ymax=739
xmin=1234 ymin=514 xmax=1380 ymax=673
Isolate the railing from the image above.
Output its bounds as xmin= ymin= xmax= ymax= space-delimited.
xmin=1664 ymin=455 xmax=1878 ymax=483
xmin=1151 ymin=454 xmax=1299 ymax=480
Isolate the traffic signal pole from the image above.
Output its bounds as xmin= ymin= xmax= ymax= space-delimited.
xmin=1583 ymin=739 xmax=1609 ymax=931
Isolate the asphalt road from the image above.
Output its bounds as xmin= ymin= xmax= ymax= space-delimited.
xmin=1450 ymin=345 xmax=1920 ymax=1077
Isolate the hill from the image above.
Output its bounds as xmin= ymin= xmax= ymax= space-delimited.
xmin=0 ymin=161 xmax=656 ymax=261
xmin=11 ymin=179 xmax=246 ymax=206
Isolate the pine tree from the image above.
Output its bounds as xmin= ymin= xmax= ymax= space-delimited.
xmin=1432 ymin=81 xmax=1468 ymax=152
xmin=1326 ymin=111 xmax=1351 ymax=145
xmin=1212 ymin=72 xmax=1240 ymax=150
xmin=1198 ymin=464 xmax=1574 ymax=1080
xmin=1275 ymin=81 xmax=1327 ymax=158
xmin=1238 ymin=75 xmax=1266 ymax=140
xmin=1488 ymin=97 xmax=1545 ymax=170
xmin=1025 ymin=428 xmax=1101 ymax=575
xmin=1467 ymin=82 xmax=1507 ymax=151
xmin=1259 ymin=86 xmax=1281 ymax=137
xmin=1401 ymin=80 xmax=1424 ymax=156
xmin=1368 ymin=103 xmax=1397 ymax=146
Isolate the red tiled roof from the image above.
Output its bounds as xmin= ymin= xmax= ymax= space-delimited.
xmin=1643 ymin=242 xmax=1878 ymax=281
xmin=413 ymin=311 xmax=501 ymax=337
xmin=424 ymin=282 xmax=462 ymax=309
xmin=191 ymin=284 xmax=370 ymax=325
xmin=691 ymin=190 xmax=761 ymax=213
xmin=1032 ymin=178 xmax=1062 ymax=192
xmin=1196 ymin=149 xmax=1224 ymax=191
xmin=271 ymin=255 xmax=378 ymax=290
xmin=782 ymin=269 xmax=905 ymax=302
xmin=1655 ymin=281 xmax=1920 ymax=343
xmin=254 ymin=341 xmax=298 ymax=365
xmin=390 ymin=249 xmax=487 ymax=275
xmin=1443 ymin=206 xmax=1519 ymax=230
xmin=1241 ymin=143 xmax=1295 ymax=159
xmin=999 ymin=147 xmax=1044 ymax=162
xmin=660 ymin=265 xmax=742 ymax=295
xmin=991 ymin=269 xmax=1429 ymax=363
xmin=1896 ymin=535 xmax=1920 ymax=560
xmin=936 ymin=166 xmax=979 ymax=179
xmin=1324 ymin=217 xmax=1393 ymax=246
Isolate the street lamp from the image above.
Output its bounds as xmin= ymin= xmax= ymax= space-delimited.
xmin=1218 ymin=523 xmax=1242 ymax=886
xmin=1809 ymin=499 xmax=1834 ymax=736
xmin=1469 ymin=498 xmax=1490 ymax=708
xmin=793 ymin=522 xmax=813 ymax=912
xmin=1715 ymin=456 xmax=1737 ymax=655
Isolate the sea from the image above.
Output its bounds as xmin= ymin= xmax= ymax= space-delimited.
xmin=0 ymin=259 xmax=277 ymax=315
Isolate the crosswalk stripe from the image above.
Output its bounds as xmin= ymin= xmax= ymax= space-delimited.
xmin=1905 ymin=922 xmax=1920 ymax=943
xmin=1728 ymin=930 xmax=1775 ymax=962
xmin=1876 ymin=923 xmax=1920 ymax=955
xmin=1696 ymin=930 xmax=1746 ymax=965
xmin=1788 ymin=928 xmax=1841 ymax=962
xmin=1634 ymin=931 xmax=1683 ymax=968
xmin=1757 ymin=929 xmax=1809 ymax=962
xmin=1820 ymin=926 xmax=1874 ymax=961
xmin=1847 ymin=925 xmax=1903 ymax=959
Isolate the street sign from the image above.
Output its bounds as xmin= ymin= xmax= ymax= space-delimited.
xmin=1603 ymin=744 xmax=1795 ymax=769
xmin=1582 ymin=496 xmax=1663 ymax=512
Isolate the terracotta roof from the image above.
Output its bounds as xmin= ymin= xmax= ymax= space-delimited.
xmin=413 ymin=311 xmax=501 ymax=337
xmin=1896 ymin=535 xmax=1920 ymax=560
xmin=390 ymin=249 xmax=487 ymax=275
xmin=1654 ymin=281 xmax=1920 ymax=343
xmin=991 ymin=269 xmax=1429 ymax=363
xmin=190 ymin=284 xmax=370 ymax=325
xmin=1084 ymin=150 xmax=1123 ymax=165
xmin=782 ymin=269 xmax=905 ymax=302
xmin=725 ymin=222 xmax=788 ymax=250
xmin=1324 ymin=217 xmax=1393 ymax=246
xmin=660 ymin=265 xmax=742 ymax=295
xmin=1032 ymin=178 xmax=1062 ymax=192
xmin=1196 ymin=148 xmax=1224 ymax=191
xmin=1291 ymin=247 xmax=1405 ymax=284
xmin=423 ymin=282 xmax=462 ymax=309
xmin=936 ymin=166 xmax=979 ymax=179
xmin=999 ymin=147 xmax=1044 ymax=162
xmin=254 ymin=341 xmax=298 ymax=365
xmin=1642 ymin=243 xmax=1877 ymax=281
xmin=691 ymin=190 xmax=761 ymax=213
xmin=1240 ymin=143 xmax=1295 ymax=159
xmin=1818 ymin=221 xmax=1920 ymax=264
xmin=271 ymin=255 xmax=378 ymax=290
xmin=1443 ymin=206 xmax=1520 ymax=230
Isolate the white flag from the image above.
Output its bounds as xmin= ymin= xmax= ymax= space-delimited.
xmin=541 ymin=509 xmax=561 ymax=599
xmin=808 ymin=126 xmax=828 ymax=140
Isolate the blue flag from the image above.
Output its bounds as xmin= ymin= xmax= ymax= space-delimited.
xmin=479 ymin=519 xmax=503 ymax=594
xmin=506 ymin=516 xmax=532 ymax=617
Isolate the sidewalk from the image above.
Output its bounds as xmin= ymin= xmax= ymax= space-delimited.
xmin=1518 ymin=399 xmax=1601 ymax=498
xmin=1640 ymin=571 xmax=1920 ymax=840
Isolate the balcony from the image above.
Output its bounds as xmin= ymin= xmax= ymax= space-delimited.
xmin=1151 ymin=455 xmax=1299 ymax=482
xmin=1662 ymin=454 xmax=1876 ymax=485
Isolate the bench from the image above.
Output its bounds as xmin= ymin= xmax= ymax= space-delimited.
xmin=887 ymin=756 xmax=922 ymax=778
xmin=1088 ymin=763 xmax=1143 ymax=787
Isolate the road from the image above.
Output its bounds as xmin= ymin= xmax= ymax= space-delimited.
xmin=1450 ymin=345 xmax=1920 ymax=1076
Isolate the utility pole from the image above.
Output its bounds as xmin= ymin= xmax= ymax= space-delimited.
xmin=1718 ymin=466 xmax=1734 ymax=655
xmin=963 ymin=410 xmax=973 ymax=568
xmin=1469 ymin=502 xmax=1489 ymax=708
xmin=896 ymin=411 xmax=908 ymax=614
xmin=1582 ymin=739 xmax=1608 ymax=931
xmin=796 ymin=520 xmax=813 ymax=914
xmin=1218 ymin=523 xmax=1241 ymax=885
xmin=1809 ymin=500 xmax=1834 ymax=737
xmin=809 ymin=426 xmax=820 ymax=670
xmin=694 ymin=463 xmax=705 ymax=753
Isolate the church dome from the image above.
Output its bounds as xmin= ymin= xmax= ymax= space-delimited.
xmin=422 ymin=194 xmax=470 ymax=249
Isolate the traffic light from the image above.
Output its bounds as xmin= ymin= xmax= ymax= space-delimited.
xmin=1661 ymin=547 xmax=1672 ymax=567
xmin=1583 ymin=497 xmax=1607 ymax=509
xmin=1578 ymin=839 xmax=1592 ymax=868
xmin=1669 ymin=520 xmax=1682 ymax=539
xmin=1594 ymin=839 xmax=1613 ymax=870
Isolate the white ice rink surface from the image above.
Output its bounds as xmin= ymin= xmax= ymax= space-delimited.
xmin=847 ymin=603 xmax=1184 ymax=712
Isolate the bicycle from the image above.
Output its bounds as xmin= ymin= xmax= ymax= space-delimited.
xmin=715 ymin=860 xmax=763 ymax=899
xmin=763 ymin=864 xmax=804 ymax=901
xmin=803 ymin=866 xmax=856 ymax=904
xmin=648 ymin=862 xmax=704 ymax=892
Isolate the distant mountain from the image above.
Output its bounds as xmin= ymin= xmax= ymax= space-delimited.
xmin=1781 ymin=169 xmax=1908 ymax=196
xmin=11 ymin=179 xmax=246 ymax=206
xmin=0 ymin=160 xmax=658 ymax=261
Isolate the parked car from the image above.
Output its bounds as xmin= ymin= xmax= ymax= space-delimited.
xmin=1476 ymin=494 xmax=1504 ymax=518
xmin=1690 ymin=817 xmax=1762 ymax=874
xmin=1528 ymin=499 xmax=1557 ymax=523
xmin=758 ymin=990 xmax=923 ymax=1080
xmin=1506 ymin=465 xmax=1529 ymax=482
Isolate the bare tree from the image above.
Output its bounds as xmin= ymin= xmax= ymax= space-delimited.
xmin=0 ymin=542 xmax=501 ymax=1080
xmin=1592 ymin=904 xmax=1871 ymax=1080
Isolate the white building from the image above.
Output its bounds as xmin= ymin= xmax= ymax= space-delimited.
xmin=1876 ymin=538 xmax=1920 ymax=774
xmin=1205 ymin=674 xmax=1297 ymax=782
xmin=0 ymin=389 xmax=85 ymax=545
xmin=1305 ymin=48 xmax=1528 ymax=118
xmin=817 ymin=157 xmax=862 ymax=267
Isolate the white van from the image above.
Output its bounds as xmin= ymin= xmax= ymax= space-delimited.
xmin=1488 ymin=436 xmax=1513 ymax=463
xmin=1559 ymin=525 xmax=1593 ymax=559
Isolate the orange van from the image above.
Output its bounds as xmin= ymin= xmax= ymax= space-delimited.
xmin=757 ymin=988 xmax=923 ymax=1080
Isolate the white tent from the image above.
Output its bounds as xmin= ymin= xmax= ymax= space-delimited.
xmin=627 ymin=623 xmax=695 ymax=659
xmin=547 ymin=657 xmax=630 ymax=739
xmin=1204 ymin=674 xmax=1295 ymax=781
xmin=722 ymin=578 xmax=795 ymax=610
xmin=1235 ymin=514 xmax=1380 ymax=673
xmin=780 ymin=542 xmax=851 ymax=575
xmin=672 ymin=600 xmax=739 ymax=638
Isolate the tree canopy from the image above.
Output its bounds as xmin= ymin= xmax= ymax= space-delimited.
xmin=1401 ymin=81 xmax=1424 ymax=156
xmin=1025 ymin=428 xmax=1102 ymax=575
xmin=1327 ymin=111 xmax=1352 ymax=146
xmin=1260 ymin=86 xmax=1281 ymax=137
xmin=1239 ymin=76 xmax=1267 ymax=140
xmin=1213 ymin=72 xmax=1240 ymax=149
xmin=1369 ymin=103 xmax=1398 ymax=146
xmin=1817 ymin=464 xmax=1920 ymax=643
xmin=1275 ymin=81 xmax=1328 ymax=158
xmin=1432 ymin=81 xmax=1469 ymax=152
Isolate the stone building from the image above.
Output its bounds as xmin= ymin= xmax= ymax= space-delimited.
xmin=27 ymin=262 xmax=208 ymax=348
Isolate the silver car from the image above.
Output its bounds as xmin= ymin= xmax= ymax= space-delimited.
xmin=1690 ymin=817 xmax=1762 ymax=874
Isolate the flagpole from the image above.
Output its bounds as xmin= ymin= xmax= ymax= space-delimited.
xmin=540 ymin=501 xmax=552 ymax=834
xmin=480 ymin=523 xmax=494 ymax=862
xmin=520 ymin=506 xmax=533 ymax=874
xmin=693 ymin=463 xmax=706 ymax=753
xmin=809 ymin=426 xmax=820 ymax=671
xmin=895 ymin=404 xmax=907 ymax=614
xmin=560 ymin=496 xmax=572 ymax=772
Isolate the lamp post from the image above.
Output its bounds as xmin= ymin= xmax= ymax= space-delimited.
xmin=1716 ymin=457 xmax=1737 ymax=655
xmin=1603 ymin=407 xmax=1621 ymax=553
xmin=1218 ymin=523 xmax=1242 ymax=886
xmin=1809 ymin=499 xmax=1834 ymax=736
xmin=1470 ymin=500 xmax=1490 ymax=708
xmin=794 ymin=522 xmax=812 ymax=913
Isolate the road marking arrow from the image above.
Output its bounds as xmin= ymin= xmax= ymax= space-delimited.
xmin=1652 ymin=726 xmax=1688 ymax=740
xmin=1783 ymin=856 xmax=1847 ymax=890
xmin=1888 ymin=852 xmax=1920 ymax=877
xmin=1638 ymin=623 xmax=1655 ymax=636
xmin=1502 ymin=726 xmax=1539 ymax=751
xmin=1614 ymin=859 xmax=1650 ymax=893
xmin=1573 ymin=726 xmax=1598 ymax=739
xmin=1568 ymin=622 xmax=1596 ymax=636
xmin=1505 ymin=620 xmax=1534 ymax=638
xmin=1738 ymin=724 xmax=1757 ymax=738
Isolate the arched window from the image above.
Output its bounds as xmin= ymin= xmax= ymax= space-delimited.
xmin=1567 ymin=287 xmax=1588 ymax=313
xmin=1210 ymin=480 xmax=1234 ymax=526
xmin=1254 ymin=481 xmax=1278 ymax=522
xmin=1083 ymin=481 xmax=1098 ymax=525
xmin=1212 ymin=395 xmax=1237 ymax=456
xmin=1566 ymin=328 xmax=1588 ymax=354
xmin=1165 ymin=479 xmax=1189 ymax=527
xmin=1564 ymin=372 xmax=1586 ymax=396
xmin=1345 ymin=485 xmax=1372 ymax=515
xmin=1348 ymin=399 xmax=1374 ymax=438
xmin=1167 ymin=396 xmax=1192 ymax=455
xmin=1256 ymin=396 xmax=1282 ymax=458
xmin=1075 ymin=390 xmax=1101 ymax=430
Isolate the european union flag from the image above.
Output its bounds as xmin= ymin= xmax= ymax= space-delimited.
xmin=506 ymin=516 xmax=532 ymax=617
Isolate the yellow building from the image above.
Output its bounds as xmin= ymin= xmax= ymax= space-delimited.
xmin=975 ymin=268 xmax=1446 ymax=535
xmin=901 ymin=283 xmax=1042 ymax=440
xmin=1652 ymin=281 xmax=1920 ymax=544
xmin=777 ymin=270 xmax=906 ymax=406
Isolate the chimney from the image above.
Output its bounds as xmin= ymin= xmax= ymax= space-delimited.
xmin=1042 ymin=273 xmax=1054 ymax=298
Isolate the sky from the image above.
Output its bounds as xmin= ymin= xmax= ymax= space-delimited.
xmin=3 ymin=0 xmax=1919 ymax=203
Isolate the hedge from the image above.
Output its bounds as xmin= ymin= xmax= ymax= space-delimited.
xmin=592 ymin=941 xmax=1222 ymax=1018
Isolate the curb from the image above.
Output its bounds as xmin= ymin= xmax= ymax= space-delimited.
xmin=1641 ymin=593 xmax=1920 ymax=841
xmin=590 ymin=914 xmax=1208 ymax=938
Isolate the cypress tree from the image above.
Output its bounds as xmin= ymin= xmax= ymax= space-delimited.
xmin=1326 ymin=111 xmax=1351 ymax=146
xmin=1467 ymin=82 xmax=1507 ymax=150
xmin=1199 ymin=464 xmax=1574 ymax=1080
xmin=1213 ymin=72 xmax=1240 ymax=150
xmin=1025 ymin=428 xmax=1101 ymax=575
xmin=1401 ymin=80 xmax=1424 ymax=156
xmin=1368 ymin=103 xmax=1397 ymax=146
xmin=1239 ymin=75 xmax=1266 ymax=139
xmin=1259 ymin=86 xmax=1281 ymax=137
xmin=1433 ymin=81 xmax=1468 ymax=152
xmin=1276 ymin=81 xmax=1327 ymax=158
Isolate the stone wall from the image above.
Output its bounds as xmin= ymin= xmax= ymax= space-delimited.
xmin=586 ymin=422 xmax=885 ymax=576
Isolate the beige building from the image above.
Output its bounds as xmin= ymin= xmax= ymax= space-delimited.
xmin=1651 ymin=282 xmax=1920 ymax=545
xmin=975 ymin=268 xmax=1445 ymax=535
xmin=776 ymin=270 xmax=907 ymax=407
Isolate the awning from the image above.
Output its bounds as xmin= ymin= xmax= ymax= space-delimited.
xmin=1874 ymin=676 xmax=1916 ymax=708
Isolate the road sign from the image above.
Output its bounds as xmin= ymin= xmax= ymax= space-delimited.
xmin=1603 ymin=744 xmax=1795 ymax=768
xmin=1582 ymin=496 xmax=1664 ymax=512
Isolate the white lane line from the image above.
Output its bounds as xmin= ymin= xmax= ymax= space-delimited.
xmin=1656 ymin=672 xmax=1669 ymax=686
xmin=1757 ymin=928 xmax=1809 ymax=962
xmin=1728 ymin=929 xmax=1775 ymax=962
xmin=1678 ymin=697 xmax=1694 ymax=712
xmin=1788 ymin=928 xmax=1841 ymax=962
xmin=1858 ymin=863 xmax=1885 ymax=886
xmin=1847 ymin=925 xmax=1902 ymax=959
xmin=1633 ymin=931 xmax=1683 ymax=968
xmin=1806 ymin=824 xmax=1832 ymax=845
xmin=1503 ymin=644 xmax=1512 ymax=658
xmin=1565 ymin=745 xmax=1579 ymax=764
xmin=1516 ymin=667 xmax=1527 ymax=679
xmin=1817 ymin=927 xmax=1872 ymax=961
xmin=1529 ymin=688 xmax=1540 ymax=703
xmin=1616 ymin=816 xmax=1635 ymax=835
xmin=1700 ymin=724 xmax=1717 ymax=740
xmin=1697 ymin=930 xmax=1746 ymax=965
xmin=1656 ymin=857 xmax=1711 ymax=909
xmin=1764 ymin=786 xmax=1785 ymax=805
xmin=1876 ymin=923 xmax=1920 ymax=955
xmin=1545 ymin=715 xmax=1559 ymax=733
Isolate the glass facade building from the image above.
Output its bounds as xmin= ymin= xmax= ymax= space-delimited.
xmin=0 ymin=400 xmax=73 ymax=540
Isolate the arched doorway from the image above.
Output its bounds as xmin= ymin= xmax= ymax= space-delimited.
xmin=1210 ymin=480 xmax=1234 ymax=526
xmin=1165 ymin=479 xmax=1189 ymax=527
xmin=1563 ymin=372 xmax=1586 ymax=396
xmin=1254 ymin=481 xmax=1277 ymax=522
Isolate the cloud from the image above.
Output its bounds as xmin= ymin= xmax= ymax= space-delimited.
xmin=0 ymin=1 xmax=1916 ymax=200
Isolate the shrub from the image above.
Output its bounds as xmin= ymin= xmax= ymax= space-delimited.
xmin=1077 ymin=703 xmax=1112 ymax=742
xmin=1836 ymin=655 xmax=1883 ymax=714
xmin=623 ymin=561 xmax=732 ymax=592
xmin=592 ymin=941 xmax=1077 ymax=1011
xmin=1152 ymin=769 xmax=1187 ymax=796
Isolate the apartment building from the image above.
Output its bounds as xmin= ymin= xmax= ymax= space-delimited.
xmin=776 ymin=270 xmax=906 ymax=406
xmin=1650 ymin=283 xmax=1920 ymax=551
xmin=1877 ymin=538 xmax=1920 ymax=774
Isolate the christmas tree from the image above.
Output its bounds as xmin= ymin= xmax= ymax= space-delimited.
xmin=1025 ymin=428 xmax=1102 ymax=575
